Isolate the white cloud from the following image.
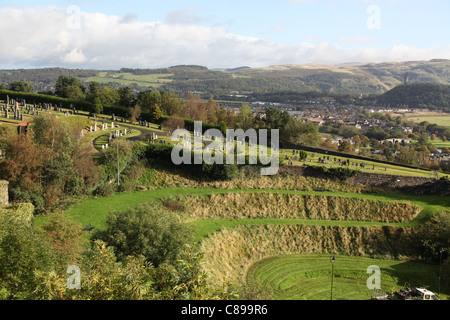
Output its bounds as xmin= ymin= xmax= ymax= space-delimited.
xmin=0 ymin=5 xmax=448 ymax=69
xmin=339 ymin=36 xmax=377 ymax=43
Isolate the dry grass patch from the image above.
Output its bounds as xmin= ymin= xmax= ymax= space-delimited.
xmin=183 ymin=193 xmax=421 ymax=223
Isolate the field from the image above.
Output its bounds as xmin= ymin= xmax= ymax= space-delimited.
xmin=83 ymin=72 xmax=174 ymax=88
xmin=430 ymin=138 xmax=450 ymax=149
xmin=391 ymin=111 xmax=450 ymax=128
xmin=247 ymin=254 xmax=445 ymax=300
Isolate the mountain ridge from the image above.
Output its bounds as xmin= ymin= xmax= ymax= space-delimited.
xmin=1 ymin=59 xmax=449 ymax=96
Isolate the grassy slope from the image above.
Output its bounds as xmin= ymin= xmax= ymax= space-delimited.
xmin=247 ymin=254 xmax=447 ymax=300
xmin=36 ymin=188 xmax=450 ymax=239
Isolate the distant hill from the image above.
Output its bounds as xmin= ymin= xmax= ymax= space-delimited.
xmin=375 ymin=82 xmax=450 ymax=112
xmin=1 ymin=59 xmax=450 ymax=99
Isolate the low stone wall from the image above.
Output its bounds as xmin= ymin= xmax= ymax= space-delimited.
xmin=278 ymin=165 xmax=436 ymax=189
xmin=0 ymin=180 xmax=8 ymax=206
xmin=347 ymin=172 xmax=435 ymax=189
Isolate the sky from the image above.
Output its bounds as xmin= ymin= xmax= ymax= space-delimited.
xmin=0 ymin=0 xmax=449 ymax=69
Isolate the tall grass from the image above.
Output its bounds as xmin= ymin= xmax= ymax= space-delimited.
xmin=182 ymin=193 xmax=421 ymax=223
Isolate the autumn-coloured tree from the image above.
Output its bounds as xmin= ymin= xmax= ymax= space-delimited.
xmin=185 ymin=92 xmax=207 ymax=122
xmin=162 ymin=115 xmax=185 ymax=135
xmin=206 ymin=98 xmax=219 ymax=124
xmin=128 ymin=104 xmax=142 ymax=124
xmin=0 ymin=133 xmax=43 ymax=192
xmin=38 ymin=213 xmax=88 ymax=268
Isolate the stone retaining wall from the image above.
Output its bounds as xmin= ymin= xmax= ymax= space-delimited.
xmin=278 ymin=165 xmax=436 ymax=189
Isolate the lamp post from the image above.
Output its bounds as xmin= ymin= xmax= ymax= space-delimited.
xmin=331 ymin=256 xmax=336 ymax=300
xmin=439 ymin=247 xmax=444 ymax=297
xmin=117 ymin=137 xmax=120 ymax=187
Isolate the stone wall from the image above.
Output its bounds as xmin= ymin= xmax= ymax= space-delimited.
xmin=347 ymin=172 xmax=435 ymax=189
xmin=0 ymin=180 xmax=8 ymax=206
xmin=278 ymin=165 xmax=436 ymax=190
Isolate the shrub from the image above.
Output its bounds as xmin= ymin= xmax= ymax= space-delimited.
xmin=308 ymin=165 xmax=361 ymax=181
xmin=92 ymin=203 xmax=194 ymax=267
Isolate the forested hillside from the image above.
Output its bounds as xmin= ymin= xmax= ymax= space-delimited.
xmin=375 ymin=83 xmax=450 ymax=112
xmin=1 ymin=59 xmax=449 ymax=99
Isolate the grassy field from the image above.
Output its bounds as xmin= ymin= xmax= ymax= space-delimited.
xmin=84 ymin=72 xmax=173 ymax=88
xmin=406 ymin=116 xmax=450 ymax=128
xmin=246 ymin=254 xmax=447 ymax=300
xmin=430 ymin=138 xmax=450 ymax=149
xmin=393 ymin=111 xmax=450 ymax=128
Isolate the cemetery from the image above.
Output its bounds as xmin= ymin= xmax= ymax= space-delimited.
xmin=0 ymin=93 xmax=448 ymax=301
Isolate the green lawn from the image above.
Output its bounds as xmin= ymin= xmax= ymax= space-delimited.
xmin=246 ymin=254 xmax=448 ymax=300
xmin=34 ymin=187 xmax=450 ymax=238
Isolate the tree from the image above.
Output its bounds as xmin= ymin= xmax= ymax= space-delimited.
xmin=0 ymin=133 xmax=43 ymax=195
xmin=128 ymin=104 xmax=141 ymax=124
xmin=282 ymin=118 xmax=320 ymax=146
xmin=206 ymin=98 xmax=218 ymax=124
xmin=160 ymin=91 xmax=186 ymax=117
xmin=92 ymin=97 xmax=103 ymax=115
xmin=417 ymin=133 xmax=431 ymax=146
xmin=92 ymin=204 xmax=194 ymax=267
xmin=138 ymin=90 xmax=161 ymax=113
xmin=353 ymin=135 xmax=362 ymax=150
xmin=338 ymin=140 xmax=353 ymax=153
xmin=264 ymin=107 xmax=290 ymax=130
xmin=396 ymin=146 xmax=420 ymax=166
xmin=0 ymin=212 xmax=56 ymax=299
xmin=87 ymin=81 xmax=101 ymax=102
xmin=8 ymin=81 xmax=34 ymax=93
xmin=162 ymin=115 xmax=185 ymax=135
xmin=416 ymin=212 xmax=450 ymax=262
xmin=98 ymin=87 xmax=120 ymax=106
xmin=150 ymin=104 xmax=162 ymax=122
xmin=219 ymin=121 xmax=227 ymax=135
xmin=237 ymin=103 xmax=253 ymax=130
xmin=88 ymin=83 xmax=119 ymax=107
xmin=185 ymin=92 xmax=207 ymax=122
xmin=55 ymin=76 xmax=86 ymax=100
xmin=38 ymin=213 xmax=87 ymax=268
xmin=118 ymin=86 xmax=137 ymax=108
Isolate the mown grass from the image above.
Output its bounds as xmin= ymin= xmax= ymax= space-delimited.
xmin=246 ymin=254 xmax=448 ymax=300
xmin=281 ymin=148 xmax=438 ymax=178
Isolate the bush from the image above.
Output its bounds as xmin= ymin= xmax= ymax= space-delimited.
xmin=9 ymin=187 xmax=45 ymax=215
xmin=93 ymin=182 xmax=117 ymax=197
xmin=92 ymin=203 xmax=194 ymax=267
xmin=308 ymin=165 xmax=361 ymax=181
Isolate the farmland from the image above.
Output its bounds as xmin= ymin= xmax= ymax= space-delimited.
xmin=83 ymin=71 xmax=174 ymax=88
